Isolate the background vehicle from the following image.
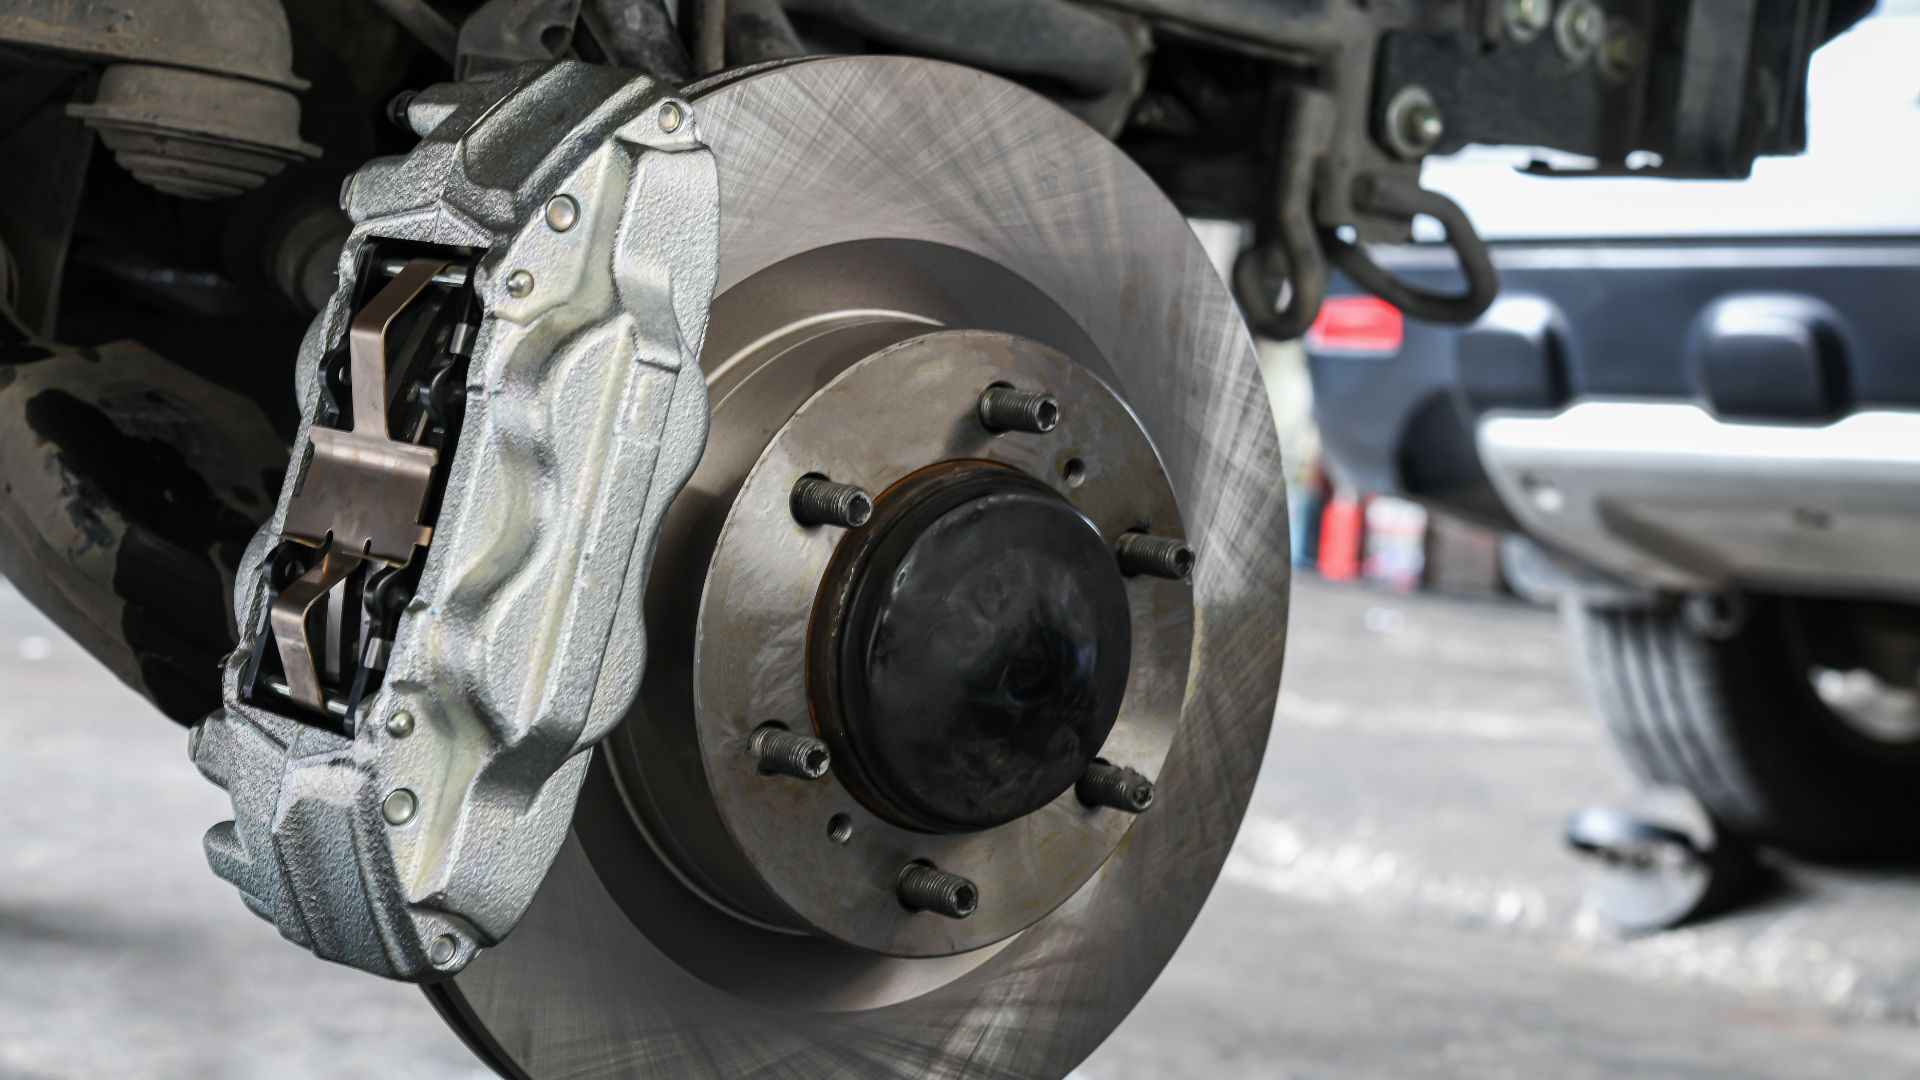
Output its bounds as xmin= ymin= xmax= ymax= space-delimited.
xmin=1305 ymin=3 xmax=1920 ymax=860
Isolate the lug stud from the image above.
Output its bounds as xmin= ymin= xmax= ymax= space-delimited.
xmin=977 ymin=384 xmax=1060 ymax=434
xmin=1115 ymin=532 xmax=1195 ymax=580
xmin=897 ymin=864 xmax=978 ymax=919
xmin=1078 ymin=762 xmax=1155 ymax=813
xmin=751 ymin=724 xmax=831 ymax=780
xmin=791 ymin=475 xmax=873 ymax=528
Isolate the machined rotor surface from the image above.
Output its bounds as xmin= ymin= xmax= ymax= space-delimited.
xmin=436 ymin=56 xmax=1289 ymax=1079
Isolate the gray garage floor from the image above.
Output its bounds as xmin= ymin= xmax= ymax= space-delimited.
xmin=3 ymin=574 xmax=1918 ymax=1079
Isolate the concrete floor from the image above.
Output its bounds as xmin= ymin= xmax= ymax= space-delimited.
xmin=2 ymin=574 xmax=1918 ymax=1079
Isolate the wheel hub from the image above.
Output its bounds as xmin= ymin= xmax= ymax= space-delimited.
xmin=815 ymin=461 xmax=1134 ymax=834
xmin=645 ymin=326 xmax=1192 ymax=958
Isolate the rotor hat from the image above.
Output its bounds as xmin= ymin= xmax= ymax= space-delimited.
xmin=825 ymin=464 xmax=1133 ymax=833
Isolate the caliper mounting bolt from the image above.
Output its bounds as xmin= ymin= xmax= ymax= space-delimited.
xmin=791 ymin=475 xmax=873 ymax=528
xmin=1115 ymin=532 xmax=1196 ymax=580
xmin=897 ymin=864 xmax=979 ymax=919
xmin=1078 ymin=762 xmax=1156 ymax=813
xmin=750 ymin=724 xmax=831 ymax=780
xmin=977 ymin=384 xmax=1061 ymax=434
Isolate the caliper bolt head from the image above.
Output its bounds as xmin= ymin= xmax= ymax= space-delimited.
xmin=750 ymin=724 xmax=831 ymax=780
xmin=386 ymin=711 xmax=415 ymax=739
xmin=977 ymin=384 xmax=1061 ymax=433
xmin=1115 ymin=532 xmax=1196 ymax=580
xmin=545 ymin=195 xmax=579 ymax=232
xmin=791 ymin=475 xmax=873 ymax=528
xmin=1078 ymin=762 xmax=1156 ymax=813
xmin=897 ymin=864 xmax=979 ymax=919
xmin=382 ymin=788 xmax=418 ymax=826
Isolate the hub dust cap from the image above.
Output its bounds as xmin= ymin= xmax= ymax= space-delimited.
xmin=433 ymin=56 xmax=1290 ymax=1080
xmin=823 ymin=460 xmax=1134 ymax=834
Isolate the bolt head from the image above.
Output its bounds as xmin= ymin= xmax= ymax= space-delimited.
xmin=428 ymin=933 xmax=459 ymax=968
xmin=659 ymin=101 xmax=685 ymax=134
xmin=1506 ymin=0 xmax=1552 ymax=38
xmin=382 ymin=788 xmax=418 ymax=826
xmin=506 ymin=269 xmax=534 ymax=298
xmin=545 ymin=195 xmax=579 ymax=232
xmin=1385 ymin=88 xmax=1444 ymax=159
xmin=1407 ymin=105 xmax=1444 ymax=145
xmin=1555 ymin=0 xmax=1605 ymax=59
xmin=1523 ymin=474 xmax=1565 ymax=513
xmin=386 ymin=711 xmax=415 ymax=738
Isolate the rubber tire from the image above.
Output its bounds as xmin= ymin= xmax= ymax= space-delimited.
xmin=1568 ymin=600 xmax=1920 ymax=861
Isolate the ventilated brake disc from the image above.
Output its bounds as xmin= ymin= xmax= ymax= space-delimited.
xmin=427 ymin=57 xmax=1290 ymax=1078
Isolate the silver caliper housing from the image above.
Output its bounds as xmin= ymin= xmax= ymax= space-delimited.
xmin=192 ymin=62 xmax=718 ymax=980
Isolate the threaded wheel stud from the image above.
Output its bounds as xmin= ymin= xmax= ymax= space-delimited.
xmin=897 ymin=864 xmax=979 ymax=919
xmin=750 ymin=724 xmax=830 ymax=780
xmin=977 ymin=385 xmax=1060 ymax=434
xmin=791 ymin=475 xmax=873 ymax=528
xmin=1078 ymin=762 xmax=1155 ymax=813
xmin=1115 ymin=532 xmax=1195 ymax=580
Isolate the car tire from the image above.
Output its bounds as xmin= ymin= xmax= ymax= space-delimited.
xmin=1568 ymin=600 xmax=1920 ymax=861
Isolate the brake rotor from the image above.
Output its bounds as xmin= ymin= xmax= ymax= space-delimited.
xmin=431 ymin=55 xmax=1289 ymax=1079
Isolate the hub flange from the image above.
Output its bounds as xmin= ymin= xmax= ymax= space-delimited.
xmin=658 ymin=328 xmax=1192 ymax=958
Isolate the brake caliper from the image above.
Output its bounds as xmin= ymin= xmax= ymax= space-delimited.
xmin=191 ymin=62 xmax=718 ymax=980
